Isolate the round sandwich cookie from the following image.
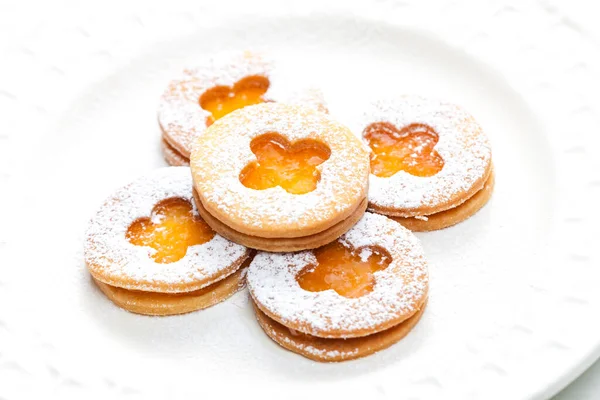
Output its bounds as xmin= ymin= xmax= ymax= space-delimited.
xmin=161 ymin=137 xmax=189 ymax=167
xmin=190 ymin=103 xmax=370 ymax=252
xmin=158 ymin=50 xmax=328 ymax=165
xmin=84 ymin=167 xmax=252 ymax=315
xmin=355 ymin=96 xmax=493 ymax=231
xmin=247 ymin=212 xmax=429 ymax=361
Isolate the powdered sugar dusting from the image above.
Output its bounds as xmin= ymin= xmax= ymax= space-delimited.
xmin=247 ymin=213 xmax=428 ymax=337
xmin=84 ymin=167 xmax=248 ymax=292
xmin=191 ymin=103 xmax=370 ymax=235
xmin=274 ymin=331 xmax=359 ymax=360
xmin=158 ymin=51 xmax=327 ymax=157
xmin=359 ymin=247 xmax=373 ymax=262
xmin=352 ymin=96 xmax=491 ymax=215
xmin=162 ymin=138 xmax=189 ymax=166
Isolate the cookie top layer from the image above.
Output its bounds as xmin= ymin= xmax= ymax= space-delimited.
xmin=158 ymin=51 xmax=327 ymax=158
xmin=247 ymin=213 xmax=429 ymax=338
xmin=85 ymin=167 xmax=250 ymax=293
xmin=354 ymin=96 xmax=492 ymax=217
xmin=191 ymin=103 xmax=370 ymax=238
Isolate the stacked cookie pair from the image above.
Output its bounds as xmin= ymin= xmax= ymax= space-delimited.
xmin=84 ymin=51 xmax=493 ymax=362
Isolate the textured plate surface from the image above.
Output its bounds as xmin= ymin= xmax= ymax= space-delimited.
xmin=2 ymin=1 xmax=600 ymax=399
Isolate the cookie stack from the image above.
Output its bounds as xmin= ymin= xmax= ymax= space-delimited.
xmin=84 ymin=51 xmax=493 ymax=362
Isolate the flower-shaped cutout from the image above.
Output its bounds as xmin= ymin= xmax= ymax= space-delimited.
xmin=239 ymin=133 xmax=331 ymax=195
xmin=364 ymin=122 xmax=444 ymax=178
xmin=297 ymin=241 xmax=392 ymax=298
xmin=200 ymin=75 xmax=269 ymax=126
xmin=126 ymin=198 xmax=215 ymax=264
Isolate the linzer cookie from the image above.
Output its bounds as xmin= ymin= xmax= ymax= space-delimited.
xmin=190 ymin=103 xmax=370 ymax=252
xmin=247 ymin=212 xmax=428 ymax=361
xmin=158 ymin=51 xmax=328 ymax=165
xmin=161 ymin=138 xmax=189 ymax=167
xmin=356 ymin=96 xmax=493 ymax=231
xmin=84 ymin=167 xmax=252 ymax=315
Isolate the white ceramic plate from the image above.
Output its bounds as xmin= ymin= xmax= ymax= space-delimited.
xmin=3 ymin=1 xmax=600 ymax=399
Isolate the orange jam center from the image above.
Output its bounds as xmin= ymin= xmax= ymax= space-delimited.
xmin=199 ymin=76 xmax=269 ymax=126
xmin=365 ymin=122 xmax=444 ymax=178
xmin=297 ymin=241 xmax=391 ymax=298
xmin=126 ymin=198 xmax=215 ymax=264
xmin=239 ymin=133 xmax=331 ymax=195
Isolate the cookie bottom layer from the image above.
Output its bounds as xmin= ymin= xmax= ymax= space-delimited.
xmin=392 ymin=169 xmax=495 ymax=232
xmin=161 ymin=137 xmax=190 ymax=166
xmin=93 ymin=267 xmax=246 ymax=316
xmin=193 ymin=189 xmax=368 ymax=252
xmin=253 ymin=299 xmax=426 ymax=362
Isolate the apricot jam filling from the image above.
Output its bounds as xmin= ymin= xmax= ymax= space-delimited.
xmin=199 ymin=75 xmax=269 ymax=126
xmin=297 ymin=241 xmax=392 ymax=298
xmin=365 ymin=122 xmax=444 ymax=178
xmin=126 ymin=198 xmax=215 ymax=264
xmin=239 ymin=133 xmax=331 ymax=195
